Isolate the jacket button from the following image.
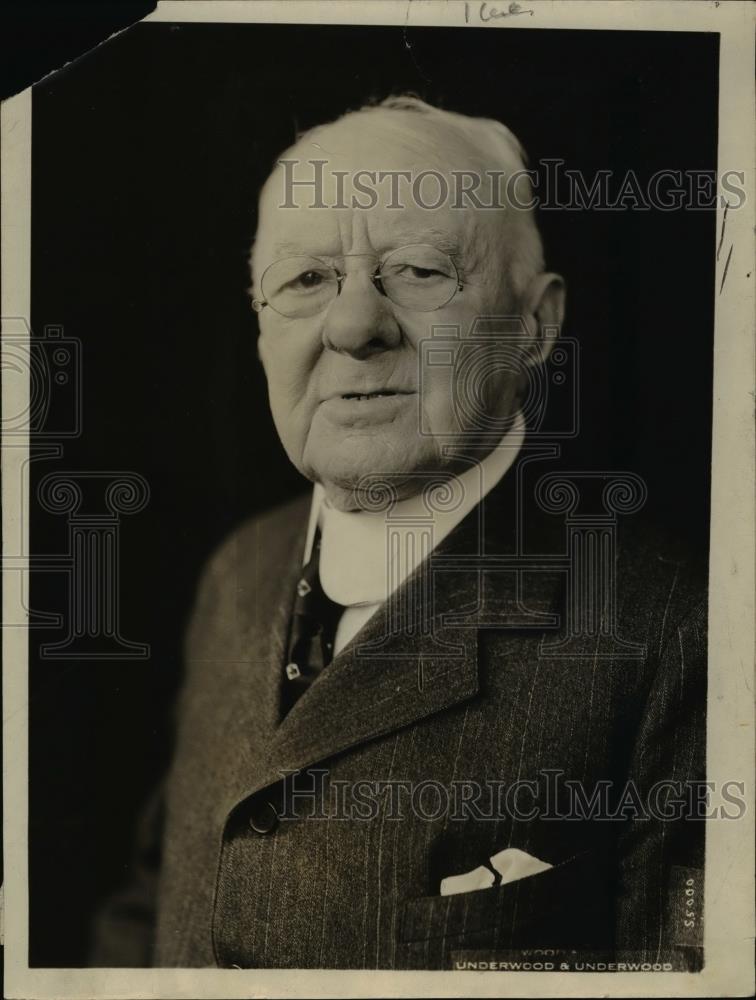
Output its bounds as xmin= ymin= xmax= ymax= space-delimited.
xmin=248 ymin=800 xmax=279 ymax=835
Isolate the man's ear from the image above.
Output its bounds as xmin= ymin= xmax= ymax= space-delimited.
xmin=521 ymin=272 xmax=566 ymax=367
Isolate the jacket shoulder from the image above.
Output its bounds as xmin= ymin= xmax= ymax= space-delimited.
xmin=615 ymin=516 xmax=708 ymax=648
xmin=205 ymin=491 xmax=310 ymax=576
xmin=186 ymin=491 xmax=311 ymax=636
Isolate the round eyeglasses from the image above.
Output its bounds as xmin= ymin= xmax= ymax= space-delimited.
xmin=252 ymin=243 xmax=463 ymax=319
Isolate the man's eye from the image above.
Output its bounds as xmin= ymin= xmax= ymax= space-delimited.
xmin=291 ymin=270 xmax=325 ymax=290
xmin=392 ymin=264 xmax=447 ymax=281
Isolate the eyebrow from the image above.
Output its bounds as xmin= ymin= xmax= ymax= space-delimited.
xmin=389 ymin=228 xmax=463 ymax=256
xmin=271 ymin=229 xmax=463 ymax=259
xmin=271 ymin=241 xmax=319 ymax=257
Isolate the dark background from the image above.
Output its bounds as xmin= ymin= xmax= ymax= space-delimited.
xmin=0 ymin=1 xmax=155 ymax=98
xmin=26 ymin=21 xmax=718 ymax=965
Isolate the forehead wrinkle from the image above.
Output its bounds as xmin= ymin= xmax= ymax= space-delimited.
xmin=267 ymin=230 xmax=467 ymax=267
xmin=253 ymin=131 xmax=514 ymax=277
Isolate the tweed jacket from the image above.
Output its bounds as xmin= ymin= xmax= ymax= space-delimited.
xmin=92 ymin=468 xmax=707 ymax=970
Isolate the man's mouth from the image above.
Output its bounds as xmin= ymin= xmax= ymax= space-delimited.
xmin=341 ymin=390 xmax=401 ymax=401
xmin=320 ymin=384 xmax=417 ymax=429
xmin=319 ymin=388 xmax=415 ymax=424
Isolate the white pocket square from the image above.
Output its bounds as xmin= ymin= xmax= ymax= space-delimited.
xmin=440 ymin=848 xmax=553 ymax=897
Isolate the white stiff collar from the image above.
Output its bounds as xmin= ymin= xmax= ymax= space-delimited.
xmin=303 ymin=412 xmax=525 ymax=607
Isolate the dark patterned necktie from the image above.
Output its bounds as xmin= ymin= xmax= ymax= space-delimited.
xmin=280 ymin=530 xmax=343 ymax=717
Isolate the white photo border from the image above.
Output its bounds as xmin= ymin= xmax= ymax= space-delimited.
xmin=2 ymin=1 xmax=754 ymax=997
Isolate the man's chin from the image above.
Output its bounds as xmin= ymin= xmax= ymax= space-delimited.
xmin=303 ymin=442 xmax=441 ymax=512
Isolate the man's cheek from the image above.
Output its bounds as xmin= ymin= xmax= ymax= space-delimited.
xmin=419 ymin=369 xmax=462 ymax=437
xmin=264 ymin=377 xmax=315 ymax=464
xmin=264 ymin=345 xmax=317 ymax=408
xmin=256 ymin=326 xmax=278 ymax=373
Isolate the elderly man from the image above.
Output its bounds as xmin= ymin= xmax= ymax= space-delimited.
xmin=94 ymin=97 xmax=706 ymax=971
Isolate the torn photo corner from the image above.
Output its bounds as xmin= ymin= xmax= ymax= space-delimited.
xmin=1 ymin=1 xmax=754 ymax=998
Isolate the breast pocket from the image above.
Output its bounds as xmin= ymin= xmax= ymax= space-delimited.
xmin=397 ymin=849 xmax=615 ymax=970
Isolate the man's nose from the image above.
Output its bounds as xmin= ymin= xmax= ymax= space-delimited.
xmin=321 ymin=271 xmax=401 ymax=359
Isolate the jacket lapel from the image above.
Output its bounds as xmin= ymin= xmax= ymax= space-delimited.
xmin=268 ymin=558 xmax=482 ymax=775
xmin=216 ymin=467 xmax=563 ymax=814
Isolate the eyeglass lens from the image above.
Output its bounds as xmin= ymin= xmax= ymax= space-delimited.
xmin=260 ymin=244 xmax=459 ymax=318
